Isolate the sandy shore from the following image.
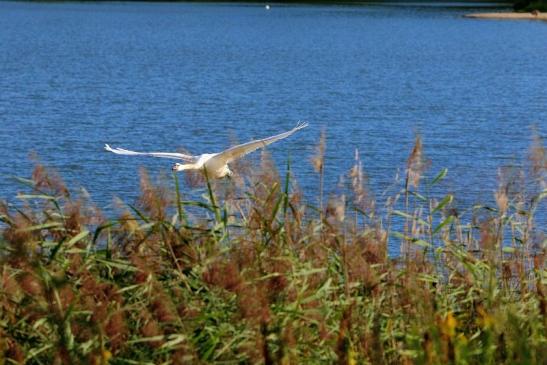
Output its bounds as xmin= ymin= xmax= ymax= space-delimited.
xmin=465 ymin=12 xmax=547 ymax=21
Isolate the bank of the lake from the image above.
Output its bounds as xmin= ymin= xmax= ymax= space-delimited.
xmin=465 ymin=11 xmax=547 ymax=19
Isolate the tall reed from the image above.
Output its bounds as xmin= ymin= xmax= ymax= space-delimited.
xmin=0 ymin=134 xmax=545 ymax=365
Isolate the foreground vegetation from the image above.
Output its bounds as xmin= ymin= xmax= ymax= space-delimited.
xmin=1 ymin=135 xmax=545 ymax=364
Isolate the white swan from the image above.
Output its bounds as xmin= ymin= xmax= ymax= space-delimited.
xmin=105 ymin=122 xmax=308 ymax=179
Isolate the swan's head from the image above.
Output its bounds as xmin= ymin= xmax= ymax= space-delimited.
xmin=172 ymin=163 xmax=186 ymax=172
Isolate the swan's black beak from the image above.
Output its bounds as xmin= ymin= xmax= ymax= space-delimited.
xmin=172 ymin=164 xmax=178 ymax=171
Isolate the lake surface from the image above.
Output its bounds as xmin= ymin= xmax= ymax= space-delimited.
xmin=1 ymin=1 xmax=545 ymax=222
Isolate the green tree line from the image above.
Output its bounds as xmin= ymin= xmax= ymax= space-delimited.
xmin=514 ymin=0 xmax=547 ymax=11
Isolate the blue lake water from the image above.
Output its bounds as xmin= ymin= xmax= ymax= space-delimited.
xmin=0 ymin=1 xmax=545 ymax=223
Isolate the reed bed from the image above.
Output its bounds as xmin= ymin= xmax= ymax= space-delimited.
xmin=0 ymin=136 xmax=545 ymax=365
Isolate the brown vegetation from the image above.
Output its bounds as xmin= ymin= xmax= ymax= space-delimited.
xmin=0 ymin=134 xmax=545 ymax=364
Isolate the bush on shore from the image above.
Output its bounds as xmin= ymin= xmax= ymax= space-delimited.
xmin=514 ymin=0 xmax=547 ymax=12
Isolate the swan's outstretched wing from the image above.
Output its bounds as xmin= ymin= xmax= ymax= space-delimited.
xmin=214 ymin=122 xmax=308 ymax=164
xmin=104 ymin=144 xmax=196 ymax=162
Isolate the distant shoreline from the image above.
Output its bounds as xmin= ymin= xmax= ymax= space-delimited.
xmin=465 ymin=11 xmax=547 ymax=20
xmin=7 ymin=0 xmax=513 ymax=5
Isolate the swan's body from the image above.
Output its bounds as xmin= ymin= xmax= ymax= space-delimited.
xmin=105 ymin=122 xmax=308 ymax=179
xmin=175 ymin=153 xmax=232 ymax=178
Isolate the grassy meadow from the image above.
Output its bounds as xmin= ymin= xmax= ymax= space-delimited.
xmin=0 ymin=135 xmax=545 ymax=364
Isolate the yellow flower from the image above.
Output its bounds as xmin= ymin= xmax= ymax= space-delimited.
xmin=476 ymin=306 xmax=494 ymax=329
xmin=441 ymin=311 xmax=458 ymax=337
xmin=348 ymin=347 xmax=357 ymax=365
xmin=102 ymin=350 xmax=112 ymax=364
xmin=456 ymin=333 xmax=468 ymax=345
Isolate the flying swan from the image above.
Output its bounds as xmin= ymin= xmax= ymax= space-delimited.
xmin=104 ymin=122 xmax=308 ymax=179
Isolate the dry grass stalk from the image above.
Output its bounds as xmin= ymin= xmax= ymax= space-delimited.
xmin=311 ymin=129 xmax=327 ymax=215
xmin=406 ymin=134 xmax=427 ymax=190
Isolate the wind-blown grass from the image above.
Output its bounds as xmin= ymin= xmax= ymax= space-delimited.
xmin=0 ymin=136 xmax=545 ymax=364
